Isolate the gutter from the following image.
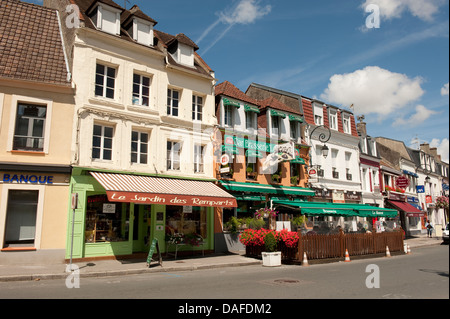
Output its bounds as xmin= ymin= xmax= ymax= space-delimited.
xmin=55 ymin=10 xmax=73 ymax=84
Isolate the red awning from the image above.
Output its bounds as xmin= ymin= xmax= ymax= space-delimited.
xmin=90 ymin=172 xmax=237 ymax=208
xmin=387 ymin=200 xmax=424 ymax=214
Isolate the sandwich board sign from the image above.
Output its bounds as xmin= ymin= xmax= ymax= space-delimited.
xmin=146 ymin=238 xmax=162 ymax=267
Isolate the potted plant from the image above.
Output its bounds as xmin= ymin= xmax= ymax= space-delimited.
xmin=272 ymin=174 xmax=281 ymax=183
xmin=262 ymin=231 xmax=281 ymax=267
xmin=290 ymin=175 xmax=299 ymax=185
xmin=246 ymin=166 xmax=257 ymax=180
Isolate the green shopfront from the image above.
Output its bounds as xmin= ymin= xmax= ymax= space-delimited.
xmin=66 ymin=168 xmax=237 ymax=260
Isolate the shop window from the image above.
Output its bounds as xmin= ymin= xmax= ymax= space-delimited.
xmin=165 ymin=206 xmax=207 ymax=240
xmin=13 ymin=104 xmax=46 ymax=152
xmin=290 ymin=163 xmax=301 ymax=185
xmin=85 ymin=195 xmax=130 ymax=243
xmin=4 ymin=190 xmax=38 ymax=248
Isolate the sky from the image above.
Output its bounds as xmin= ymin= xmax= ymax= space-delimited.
xmin=27 ymin=0 xmax=449 ymax=162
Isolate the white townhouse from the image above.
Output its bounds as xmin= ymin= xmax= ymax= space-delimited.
xmin=45 ymin=0 xmax=236 ymax=261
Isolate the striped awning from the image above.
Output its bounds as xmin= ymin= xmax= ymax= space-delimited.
xmin=90 ymin=172 xmax=237 ymax=208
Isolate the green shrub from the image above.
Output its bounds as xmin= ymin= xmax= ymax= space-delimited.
xmin=264 ymin=232 xmax=277 ymax=252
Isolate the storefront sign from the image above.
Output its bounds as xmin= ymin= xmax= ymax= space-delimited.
xmin=225 ymin=135 xmax=276 ymax=153
xmin=2 ymin=173 xmax=54 ymax=184
xmin=107 ymin=192 xmax=237 ymax=208
xmin=344 ymin=192 xmax=361 ymax=202
xmin=425 ymin=195 xmax=433 ymax=204
xmin=220 ymin=154 xmax=230 ymax=166
xmin=388 ymin=192 xmax=406 ymax=201
xmin=407 ymin=196 xmax=419 ymax=204
xmin=102 ymin=203 xmax=116 ymax=214
xmin=332 ymin=191 xmax=345 ymax=203
xmin=416 ymin=185 xmax=425 ymax=193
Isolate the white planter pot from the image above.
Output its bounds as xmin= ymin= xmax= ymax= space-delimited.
xmin=262 ymin=252 xmax=282 ymax=267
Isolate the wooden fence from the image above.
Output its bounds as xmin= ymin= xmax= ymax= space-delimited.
xmin=245 ymin=230 xmax=404 ymax=262
xmin=298 ymin=230 xmax=404 ymax=260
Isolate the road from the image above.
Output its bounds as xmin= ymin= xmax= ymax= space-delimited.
xmin=0 ymin=245 xmax=447 ymax=303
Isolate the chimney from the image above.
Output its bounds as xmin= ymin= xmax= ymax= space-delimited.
xmin=356 ymin=115 xmax=366 ymax=136
xmin=420 ymin=143 xmax=430 ymax=154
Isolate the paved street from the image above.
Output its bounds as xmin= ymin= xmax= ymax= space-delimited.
xmin=0 ymin=245 xmax=447 ymax=302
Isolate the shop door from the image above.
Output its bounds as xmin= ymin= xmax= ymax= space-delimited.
xmin=4 ymin=190 xmax=39 ymax=248
xmin=133 ymin=205 xmax=152 ymax=253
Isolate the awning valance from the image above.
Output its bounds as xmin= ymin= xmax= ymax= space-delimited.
xmin=290 ymin=157 xmax=306 ymax=165
xmin=219 ymin=181 xmax=315 ymax=197
xmin=273 ymin=200 xmax=398 ymax=218
xmin=288 ymin=114 xmax=304 ymax=123
xmin=90 ymin=172 xmax=237 ymax=208
xmin=270 ymin=110 xmax=287 ymax=119
xmin=222 ymin=145 xmax=239 ymax=155
xmin=244 ymin=104 xmax=260 ymax=114
xmin=223 ymin=98 xmax=240 ymax=109
xmin=245 ymin=150 xmax=263 ymax=158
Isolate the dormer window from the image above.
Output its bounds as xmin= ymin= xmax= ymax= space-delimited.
xmin=90 ymin=3 xmax=121 ymax=36
xmin=313 ymin=103 xmax=324 ymax=125
xmin=170 ymin=43 xmax=194 ymax=67
xmin=129 ymin=18 xmax=154 ymax=47
xmin=343 ymin=114 xmax=351 ymax=134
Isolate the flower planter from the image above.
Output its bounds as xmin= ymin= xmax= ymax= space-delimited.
xmin=262 ymin=251 xmax=282 ymax=267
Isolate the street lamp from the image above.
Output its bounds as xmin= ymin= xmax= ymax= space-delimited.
xmin=309 ymin=125 xmax=331 ymax=159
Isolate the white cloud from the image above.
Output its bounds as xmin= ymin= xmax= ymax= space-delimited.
xmin=361 ymin=0 xmax=444 ymax=21
xmin=320 ymin=66 xmax=424 ymax=116
xmin=441 ymin=82 xmax=449 ymax=96
xmin=430 ymin=138 xmax=450 ymax=163
xmin=393 ymin=105 xmax=437 ymax=126
xmin=219 ymin=0 xmax=272 ymax=25
xmin=197 ymin=0 xmax=271 ymax=54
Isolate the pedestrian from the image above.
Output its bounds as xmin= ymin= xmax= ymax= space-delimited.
xmin=426 ymin=220 xmax=434 ymax=238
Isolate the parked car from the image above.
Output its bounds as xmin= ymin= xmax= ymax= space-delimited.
xmin=443 ymin=223 xmax=449 ymax=244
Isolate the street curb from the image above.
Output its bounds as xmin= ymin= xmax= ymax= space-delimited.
xmin=0 ymin=260 xmax=262 ymax=283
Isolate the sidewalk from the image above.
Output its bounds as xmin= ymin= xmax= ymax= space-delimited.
xmin=0 ymin=236 xmax=445 ymax=282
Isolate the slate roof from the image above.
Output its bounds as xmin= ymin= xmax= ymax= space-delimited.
xmin=0 ymin=0 xmax=70 ymax=86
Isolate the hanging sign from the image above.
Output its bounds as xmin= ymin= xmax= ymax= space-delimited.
xmin=396 ymin=176 xmax=410 ymax=189
xmin=220 ymin=154 xmax=230 ymax=166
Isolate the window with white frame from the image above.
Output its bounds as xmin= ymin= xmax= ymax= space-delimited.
xmin=167 ymin=141 xmax=181 ymax=171
xmin=246 ymin=111 xmax=257 ymax=130
xmin=91 ymin=3 xmax=121 ymax=35
xmin=13 ymin=104 xmax=46 ymax=152
xmin=192 ymin=95 xmax=203 ymax=121
xmin=271 ymin=116 xmax=280 ymax=137
xmin=224 ymin=105 xmax=233 ymax=127
xmin=132 ymin=74 xmax=150 ymax=106
xmin=290 ymin=121 xmax=298 ymax=140
xmin=129 ymin=18 xmax=154 ymax=47
xmin=95 ymin=63 xmax=116 ymax=99
xmin=131 ymin=131 xmax=149 ymax=164
xmin=92 ymin=124 xmax=113 ymax=161
xmin=329 ymin=109 xmax=338 ymax=130
xmin=343 ymin=114 xmax=351 ymax=134
xmin=167 ymin=89 xmax=179 ymax=117
xmin=313 ymin=104 xmax=324 ymax=125
xmin=194 ymin=144 xmax=204 ymax=173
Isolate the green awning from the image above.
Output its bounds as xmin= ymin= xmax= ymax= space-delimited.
xmin=223 ymin=98 xmax=241 ymax=109
xmin=290 ymin=157 xmax=306 ymax=165
xmin=244 ymin=104 xmax=260 ymax=114
xmin=270 ymin=110 xmax=287 ymax=119
xmin=272 ymin=200 xmax=398 ymax=218
xmin=235 ymin=195 xmax=266 ymax=202
xmin=289 ymin=114 xmax=304 ymax=123
xmin=222 ymin=145 xmax=239 ymax=155
xmin=220 ymin=181 xmax=315 ymax=197
xmin=245 ymin=150 xmax=263 ymax=158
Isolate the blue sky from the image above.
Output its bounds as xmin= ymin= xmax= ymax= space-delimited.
xmin=27 ymin=0 xmax=449 ymax=161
